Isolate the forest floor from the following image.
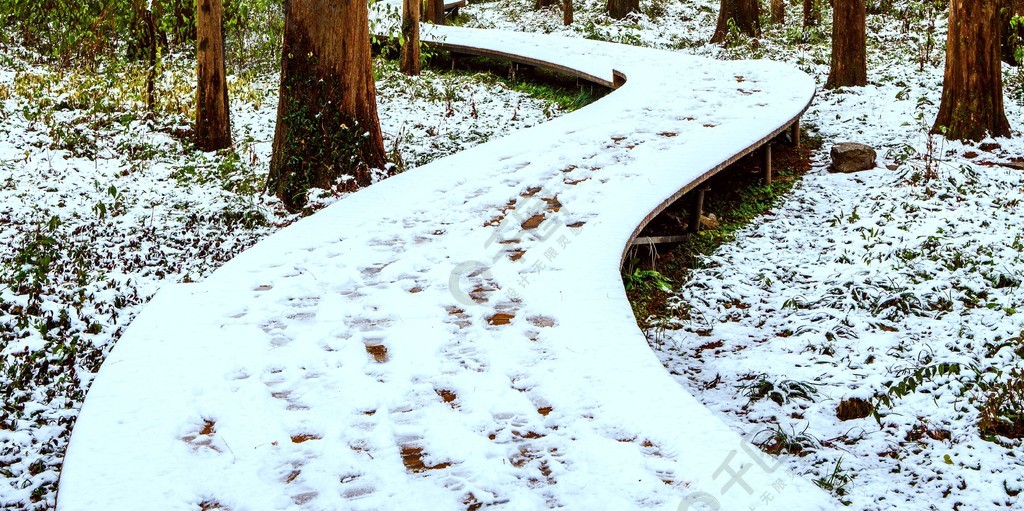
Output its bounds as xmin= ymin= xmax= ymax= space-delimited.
xmin=3 ymin=0 xmax=1024 ymax=509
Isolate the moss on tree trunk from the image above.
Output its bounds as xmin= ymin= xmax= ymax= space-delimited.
xmin=267 ymin=0 xmax=387 ymax=211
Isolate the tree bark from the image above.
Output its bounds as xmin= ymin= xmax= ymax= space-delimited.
xmin=152 ymin=0 xmax=170 ymax=49
xmin=401 ymin=0 xmax=420 ymax=75
xmin=711 ymin=0 xmax=761 ymax=43
xmin=267 ymin=0 xmax=387 ymax=211
xmin=424 ymin=0 xmax=445 ymax=24
xmin=932 ymin=0 xmax=1011 ymax=141
xmin=607 ymin=0 xmax=639 ymax=19
xmin=144 ymin=8 xmax=157 ymax=111
xmin=564 ymin=0 xmax=574 ymax=25
xmin=1001 ymin=0 xmax=1024 ymax=65
xmin=825 ymin=0 xmax=867 ymax=88
xmin=771 ymin=0 xmax=785 ymax=23
xmin=195 ymin=0 xmax=232 ymax=151
xmin=803 ymin=0 xmax=820 ymax=27
xmin=131 ymin=1 xmax=159 ymax=110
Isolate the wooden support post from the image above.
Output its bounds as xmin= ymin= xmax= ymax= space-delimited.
xmin=689 ymin=187 xmax=706 ymax=234
xmin=613 ymin=71 xmax=626 ymax=88
xmin=790 ymin=118 xmax=801 ymax=148
xmin=762 ymin=143 xmax=772 ymax=185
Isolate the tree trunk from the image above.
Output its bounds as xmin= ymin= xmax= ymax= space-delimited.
xmin=195 ymin=0 xmax=232 ymax=151
xmin=564 ymin=0 xmax=574 ymax=25
xmin=1001 ymin=0 xmax=1024 ymax=65
xmin=607 ymin=0 xmax=639 ymax=19
xmin=825 ymin=0 xmax=866 ymax=88
xmin=424 ymin=0 xmax=445 ymax=24
xmin=711 ymin=0 xmax=761 ymax=43
xmin=803 ymin=0 xmax=820 ymax=27
xmin=401 ymin=0 xmax=420 ymax=75
xmin=132 ymin=1 xmax=159 ymax=111
xmin=152 ymin=0 xmax=170 ymax=48
xmin=771 ymin=0 xmax=785 ymax=23
xmin=932 ymin=0 xmax=1011 ymax=141
xmin=144 ymin=9 xmax=157 ymax=111
xmin=267 ymin=0 xmax=387 ymax=211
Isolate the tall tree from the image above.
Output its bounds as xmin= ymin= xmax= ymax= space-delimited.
xmin=932 ymin=0 xmax=1011 ymax=141
xmin=803 ymin=0 xmax=820 ymax=27
xmin=564 ymin=0 xmax=574 ymax=25
xmin=825 ymin=0 xmax=867 ymax=88
xmin=770 ymin=0 xmax=785 ymax=23
xmin=195 ymin=0 xmax=232 ymax=151
xmin=607 ymin=0 xmax=639 ymax=19
xmin=132 ymin=1 xmax=159 ymax=111
xmin=401 ymin=0 xmax=421 ymax=75
xmin=424 ymin=0 xmax=446 ymax=24
xmin=267 ymin=0 xmax=387 ymax=210
xmin=711 ymin=0 xmax=761 ymax=43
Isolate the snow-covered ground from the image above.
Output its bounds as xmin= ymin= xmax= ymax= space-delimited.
xmin=0 ymin=48 xmax=560 ymax=509
xmin=460 ymin=0 xmax=1024 ymax=508
xmin=3 ymin=0 xmax=1023 ymax=509
xmin=659 ymin=49 xmax=1024 ymax=511
xmin=55 ymin=18 xmax=825 ymax=511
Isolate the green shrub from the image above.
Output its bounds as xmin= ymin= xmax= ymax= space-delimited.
xmin=977 ymin=369 xmax=1024 ymax=440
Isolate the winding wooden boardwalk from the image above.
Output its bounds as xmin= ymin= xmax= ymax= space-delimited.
xmin=57 ymin=22 xmax=826 ymax=511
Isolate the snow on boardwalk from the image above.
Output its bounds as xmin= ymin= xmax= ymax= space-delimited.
xmin=57 ymin=24 xmax=827 ymax=511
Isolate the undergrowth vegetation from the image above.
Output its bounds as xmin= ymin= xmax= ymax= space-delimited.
xmin=622 ymin=132 xmax=819 ymax=326
xmin=0 ymin=11 xmax=581 ymax=506
xmin=2 ymin=0 xmax=1023 ymax=508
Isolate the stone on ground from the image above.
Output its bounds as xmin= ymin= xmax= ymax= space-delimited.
xmin=830 ymin=142 xmax=877 ymax=173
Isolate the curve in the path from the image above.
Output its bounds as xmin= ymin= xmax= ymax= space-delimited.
xmin=57 ymin=23 xmax=828 ymax=511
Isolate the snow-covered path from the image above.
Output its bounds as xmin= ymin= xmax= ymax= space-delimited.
xmin=56 ymin=24 xmax=827 ymax=510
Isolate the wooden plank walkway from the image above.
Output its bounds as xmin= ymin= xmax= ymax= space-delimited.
xmin=57 ymin=21 xmax=825 ymax=511
xmin=444 ymin=0 xmax=467 ymax=13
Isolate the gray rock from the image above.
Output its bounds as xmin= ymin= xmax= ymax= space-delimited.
xmin=830 ymin=142 xmax=877 ymax=173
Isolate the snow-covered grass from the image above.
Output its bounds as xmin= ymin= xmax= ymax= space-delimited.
xmin=657 ymin=157 xmax=1024 ymax=510
xmin=4 ymin=0 xmax=1024 ymax=508
xmin=464 ymin=0 xmax=1024 ymax=508
xmin=0 ymin=47 xmax=564 ymax=509
xmin=52 ymin=24 xmax=824 ymax=511
xmin=658 ymin=86 xmax=1024 ymax=509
